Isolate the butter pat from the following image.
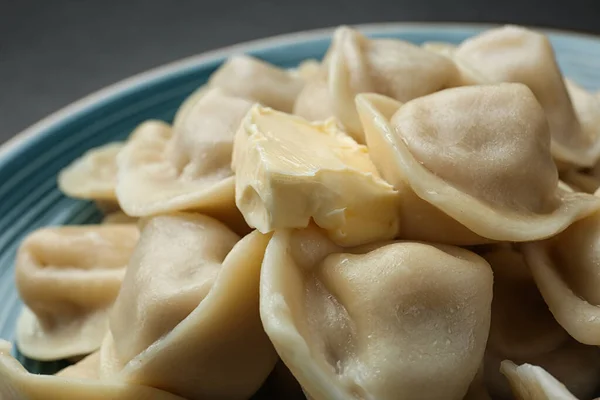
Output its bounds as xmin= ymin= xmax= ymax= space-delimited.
xmin=233 ymin=105 xmax=400 ymax=246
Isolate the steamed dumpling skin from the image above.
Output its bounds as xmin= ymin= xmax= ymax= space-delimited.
xmin=58 ymin=142 xmax=124 ymax=202
xmin=356 ymin=84 xmax=600 ymax=243
xmin=115 ymin=88 xmax=253 ymax=234
xmin=208 ymin=55 xmax=304 ymax=113
xmin=260 ymin=226 xmax=493 ymax=400
xmin=15 ymin=225 xmax=139 ymax=361
xmin=453 ymin=26 xmax=600 ymax=168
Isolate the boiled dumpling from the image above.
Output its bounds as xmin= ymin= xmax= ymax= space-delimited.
xmin=99 ymin=213 xmax=276 ymax=399
xmin=293 ymin=59 xmax=322 ymax=82
xmin=480 ymin=245 xmax=569 ymax=360
xmin=58 ymin=142 xmax=123 ymax=202
xmin=312 ymin=26 xmax=458 ymax=141
xmin=15 ymin=225 xmax=139 ymax=361
xmin=453 ymin=26 xmax=600 ymax=168
xmin=3 ymin=213 xmax=277 ymax=400
xmin=115 ymin=89 xmax=253 ymax=234
xmin=0 ymin=340 xmax=184 ymax=400
xmin=500 ymin=361 xmax=579 ymax=400
xmin=356 ymin=84 xmax=600 ymax=243
xmin=260 ymin=225 xmax=493 ymax=400
xmin=233 ymin=104 xmax=400 ymax=246
xmin=208 ymin=55 xmax=304 ymax=113
xmin=293 ymin=71 xmax=335 ymax=123
xmin=522 ymin=209 xmax=600 ymax=345
xmin=172 ymin=85 xmax=209 ymax=129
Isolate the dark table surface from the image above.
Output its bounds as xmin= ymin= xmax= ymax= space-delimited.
xmin=1 ymin=0 xmax=599 ymax=144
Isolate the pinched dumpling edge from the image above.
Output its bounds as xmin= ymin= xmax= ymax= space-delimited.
xmin=355 ymin=92 xmax=600 ymax=242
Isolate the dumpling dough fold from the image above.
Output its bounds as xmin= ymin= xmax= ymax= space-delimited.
xmin=2 ymin=213 xmax=277 ymax=400
xmin=208 ymin=55 xmax=304 ymax=113
xmin=116 ymin=88 xmax=253 ymax=234
xmin=58 ymin=142 xmax=124 ymax=202
xmin=500 ymin=361 xmax=580 ymax=400
xmin=356 ymin=84 xmax=600 ymax=243
xmin=260 ymin=225 xmax=493 ymax=400
xmin=295 ymin=26 xmax=457 ymax=142
xmin=522 ymin=210 xmax=600 ymax=346
xmin=15 ymin=224 xmax=139 ymax=361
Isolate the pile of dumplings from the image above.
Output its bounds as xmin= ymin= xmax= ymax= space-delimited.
xmin=4 ymin=24 xmax=600 ymax=400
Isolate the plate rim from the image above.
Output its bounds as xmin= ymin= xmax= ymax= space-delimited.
xmin=2 ymin=21 xmax=600 ymax=162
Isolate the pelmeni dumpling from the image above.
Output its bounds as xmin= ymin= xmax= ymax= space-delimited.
xmin=233 ymin=105 xmax=400 ymax=246
xmin=116 ymin=89 xmax=253 ymax=234
xmin=3 ymin=213 xmax=277 ymax=399
xmin=58 ymin=142 xmax=124 ymax=202
xmin=100 ymin=213 xmax=277 ymax=399
xmin=293 ymin=71 xmax=335 ymax=123
xmin=312 ymin=26 xmax=458 ymax=141
xmin=356 ymin=84 xmax=600 ymax=243
xmin=260 ymin=226 xmax=493 ymax=400
xmin=500 ymin=361 xmax=579 ymax=400
xmin=522 ymin=210 xmax=600 ymax=345
xmin=0 ymin=340 xmax=184 ymax=400
xmin=452 ymin=26 xmax=600 ymax=168
xmin=481 ymin=245 xmax=569 ymax=360
xmin=15 ymin=225 xmax=139 ymax=361
xmin=208 ymin=55 xmax=304 ymax=113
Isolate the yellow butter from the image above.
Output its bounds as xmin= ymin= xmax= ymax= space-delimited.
xmin=233 ymin=105 xmax=400 ymax=246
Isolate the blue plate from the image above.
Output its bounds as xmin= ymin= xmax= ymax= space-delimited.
xmin=1 ymin=22 xmax=600 ymax=375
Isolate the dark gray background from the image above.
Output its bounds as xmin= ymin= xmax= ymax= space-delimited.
xmin=1 ymin=0 xmax=599 ymax=143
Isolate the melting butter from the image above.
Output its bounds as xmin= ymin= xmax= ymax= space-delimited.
xmin=233 ymin=105 xmax=400 ymax=246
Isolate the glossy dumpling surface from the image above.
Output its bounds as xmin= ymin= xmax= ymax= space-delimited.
xmin=260 ymin=226 xmax=493 ymax=400
xmin=14 ymin=225 xmax=139 ymax=361
xmin=356 ymin=84 xmax=600 ymax=242
xmin=500 ymin=361 xmax=579 ymax=400
xmin=233 ymin=105 xmax=400 ymax=246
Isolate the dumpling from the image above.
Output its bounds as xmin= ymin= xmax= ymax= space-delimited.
xmin=480 ymin=245 xmax=569 ymax=360
xmin=115 ymin=88 xmax=253 ymax=234
xmin=500 ymin=361 xmax=579 ymax=400
xmin=325 ymin=26 xmax=459 ymax=141
xmin=356 ymin=84 xmax=600 ymax=243
xmin=95 ymin=213 xmax=277 ymax=399
xmin=293 ymin=71 xmax=335 ymax=123
xmin=0 ymin=340 xmax=184 ymax=400
xmin=486 ymin=340 xmax=600 ymax=400
xmin=452 ymin=26 xmax=600 ymax=168
xmin=15 ymin=225 xmax=139 ymax=361
xmin=260 ymin=225 xmax=493 ymax=400
xmin=2 ymin=213 xmax=277 ymax=400
xmin=233 ymin=104 xmax=400 ymax=246
xmin=58 ymin=142 xmax=123 ymax=202
xmin=172 ymin=85 xmax=209 ymax=129
xmin=208 ymin=55 xmax=304 ymax=113
xmin=293 ymin=59 xmax=322 ymax=82
xmin=522 ymin=209 xmax=600 ymax=345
